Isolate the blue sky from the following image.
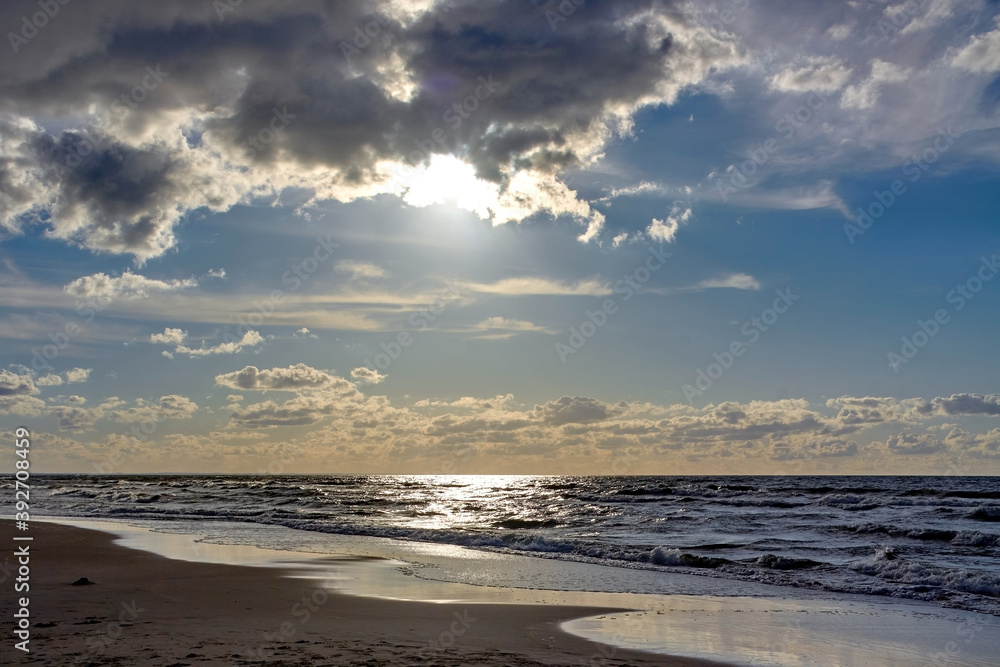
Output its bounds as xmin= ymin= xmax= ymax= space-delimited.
xmin=1 ymin=0 xmax=999 ymax=473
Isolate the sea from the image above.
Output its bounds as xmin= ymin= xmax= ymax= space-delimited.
xmin=32 ymin=474 xmax=1000 ymax=616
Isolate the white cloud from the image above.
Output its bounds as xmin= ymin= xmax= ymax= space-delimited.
xmin=0 ymin=369 xmax=37 ymax=397
xmin=35 ymin=374 xmax=64 ymax=386
xmin=151 ymin=328 xmax=187 ymax=345
xmin=694 ymin=274 xmax=761 ymax=290
xmin=719 ymin=181 xmax=849 ymax=216
xmin=64 ymin=271 xmax=197 ymax=302
xmin=109 ymin=395 xmax=199 ymax=423
xmin=470 ymin=317 xmax=556 ymax=338
xmin=841 ymin=60 xmax=910 ymax=110
xmin=0 ymin=2 xmax=746 ymax=258
xmin=611 ymin=231 xmax=631 ymax=247
xmin=458 ymin=276 xmax=610 ymax=297
xmin=770 ymin=57 xmax=852 ymax=92
xmin=0 ymin=370 xmax=44 ymax=416
xmin=335 ymin=260 xmax=386 ymax=280
xmin=646 ymin=207 xmax=691 ymax=243
xmin=173 ymin=330 xmax=264 ymax=358
xmin=826 ymin=24 xmax=851 ymax=40
xmin=883 ymin=432 xmax=946 ymax=455
xmin=951 ymin=24 xmax=1000 ymax=73
xmin=64 ymin=367 xmax=91 ymax=384
xmin=351 ymin=367 xmax=386 ymax=385
xmin=216 ymin=363 xmax=350 ymax=392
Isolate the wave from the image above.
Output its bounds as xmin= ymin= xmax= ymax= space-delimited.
xmin=968 ymin=506 xmax=1000 ymax=522
xmin=753 ymin=554 xmax=825 ymax=570
xmin=493 ymin=518 xmax=562 ymax=529
xmin=850 ymin=547 xmax=1000 ymax=598
xmin=834 ymin=523 xmax=1000 ymax=547
xmin=650 ymin=547 xmax=731 ymax=568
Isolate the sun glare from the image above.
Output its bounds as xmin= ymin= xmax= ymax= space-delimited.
xmin=400 ymin=154 xmax=498 ymax=218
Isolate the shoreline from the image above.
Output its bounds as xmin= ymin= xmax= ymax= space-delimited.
xmin=0 ymin=519 xmax=724 ymax=665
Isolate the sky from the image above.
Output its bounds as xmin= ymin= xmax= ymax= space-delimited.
xmin=1 ymin=0 xmax=999 ymax=475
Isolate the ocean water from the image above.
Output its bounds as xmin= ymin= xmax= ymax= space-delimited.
xmin=33 ymin=474 xmax=1000 ymax=615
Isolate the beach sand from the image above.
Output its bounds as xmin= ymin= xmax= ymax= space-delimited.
xmin=0 ymin=520 xmax=723 ymax=666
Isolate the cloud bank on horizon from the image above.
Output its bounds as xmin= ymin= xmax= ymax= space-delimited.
xmin=1 ymin=0 xmax=999 ymax=473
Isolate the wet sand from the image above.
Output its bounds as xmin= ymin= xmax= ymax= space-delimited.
xmin=0 ymin=519 xmax=723 ymax=666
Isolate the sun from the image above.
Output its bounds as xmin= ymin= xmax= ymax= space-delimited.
xmin=398 ymin=154 xmax=498 ymax=218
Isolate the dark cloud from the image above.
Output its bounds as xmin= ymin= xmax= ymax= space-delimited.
xmin=0 ymin=0 xmax=741 ymax=259
xmin=931 ymin=393 xmax=1000 ymax=416
xmin=885 ymin=432 xmax=945 ymax=456
xmin=0 ymin=369 xmax=36 ymax=396
xmin=532 ymin=395 xmax=624 ymax=426
xmin=215 ymin=364 xmax=353 ymax=392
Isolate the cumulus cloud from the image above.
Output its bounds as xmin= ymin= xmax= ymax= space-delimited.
xmin=415 ymin=394 xmax=515 ymax=411
xmin=646 ymin=207 xmax=691 ymax=243
xmin=0 ymin=369 xmax=37 ymax=396
xmin=227 ymin=386 xmax=367 ymax=428
xmin=110 ymin=395 xmax=199 ymax=423
xmin=50 ymin=397 xmax=126 ymax=431
xmin=216 ymin=363 xmax=352 ymax=392
xmin=31 ymin=389 xmax=1000 ymax=471
xmin=350 ymin=367 xmax=386 ymax=385
xmin=0 ymin=370 xmax=45 ymax=415
xmin=951 ymin=24 xmax=1000 ymax=72
xmin=35 ymin=374 xmax=64 ymax=387
xmin=532 ymin=396 xmax=625 ymax=426
xmin=35 ymin=367 xmax=92 ymax=386
xmin=0 ymin=0 xmax=746 ymax=259
xmin=930 ymin=393 xmax=1000 ymax=416
xmin=150 ymin=328 xmax=187 ymax=345
xmin=171 ymin=330 xmax=264 ymax=358
xmin=64 ymin=271 xmax=197 ymax=302
xmin=884 ymin=432 xmax=946 ymax=455
xmin=64 ymin=367 xmax=92 ymax=383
